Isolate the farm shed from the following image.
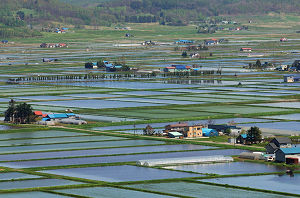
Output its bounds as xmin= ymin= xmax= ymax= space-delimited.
xmin=202 ymin=128 xmax=218 ymax=137
xmin=275 ymin=147 xmax=300 ymax=163
xmin=168 ymin=132 xmax=183 ymax=138
xmin=239 ymin=152 xmax=265 ymax=160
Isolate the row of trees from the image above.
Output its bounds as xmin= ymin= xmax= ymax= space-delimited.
xmin=4 ymin=99 xmax=36 ymax=124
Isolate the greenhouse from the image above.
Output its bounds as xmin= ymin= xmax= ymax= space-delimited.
xmin=136 ymin=155 xmax=233 ymax=167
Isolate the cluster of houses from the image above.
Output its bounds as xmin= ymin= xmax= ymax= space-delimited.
xmin=55 ymin=28 xmax=68 ymax=33
xmin=175 ymin=40 xmax=194 ymax=44
xmin=280 ymin=60 xmax=300 ymax=75
xmin=35 ymin=111 xmax=87 ymax=125
xmin=239 ymin=137 xmax=300 ymax=164
xmin=163 ymin=123 xmax=242 ymax=139
xmin=85 ymin=60 xmax=127 ymax=72
xmin=141 ymin=40 xmax=155 ymax=46
xmin=266 ymin=137 xmax=300 ymax=164
xmin=163 ymin=65 xmax=192 ymax=72
xmin=280 ymin=37 xmax=288 ymax=42
xmin=205 ymin=39 xmax=219 ymax=46
xmin=40 ymin=43 xmax=68 ymax=48
xmin=284 ymin=75 xmax=300 ymax=83
xmin=164 ymin=123 xmax=218 ymax=138
xmin=204 ymin=39 xmax=227 ymax=46
xmin=115 ymin=27 xmax=131 ymax=30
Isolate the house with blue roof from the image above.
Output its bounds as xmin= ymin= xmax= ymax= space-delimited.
xmin=175 ymin=40 xmax=194 ymax=44
xmin=202 ymin=128 xmax=218 ymax=137
xmin=275 ymin=147 xmax=300 ymax=163
xmin=236 ymin=134 xmax=249 ymax=144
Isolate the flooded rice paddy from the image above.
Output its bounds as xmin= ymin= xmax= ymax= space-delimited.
xmin=126 ymin=182 xmax=287 ymax=198
xmin=201 ymin=174 xmax=300 ymax=195
xmin=39 ymin=165 xmax=201 ymax=182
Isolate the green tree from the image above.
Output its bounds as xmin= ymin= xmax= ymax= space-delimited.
xmin=182 ymin=51 xmax=187 ymax=58
xmin=4 ymin=99 xmax=16 ymax=122
xmin=97 ymin=59 xmax=105 ymax=67
xmin=255 ymin=59 xmax=262 ymax=68
xmin=15 ymin=103 xmax=35 ymax=124
xmin=143 ymin=124 xmax=155 ymax=136
xmin=224 ymin=128 xmax=231 ymax=136
xmin=16 ymin=11 xmax=25 ymax=20
xmin=246 ymin=126 xmax=262 ymax=144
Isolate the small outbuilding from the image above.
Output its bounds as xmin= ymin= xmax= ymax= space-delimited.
xmin=236 ymin=134 xmax=248 ymax=144
xmin=202 ymin=128 xmax=218 ymax=137
xmin=275 ymin=147 xmax=300 ymax=163
xmin=168 ymin=131 xmax=183 ymax=138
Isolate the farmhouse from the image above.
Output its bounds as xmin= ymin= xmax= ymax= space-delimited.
xmin=37 ymin=112 xmax=87 ymax=125
xmin=280 ymin=37 xmax=288 ymax=42
xmin=40 ymin=43 xmax=68 ymax=48
xmin=175 ymin=40 xmax=194 ymax=44
xmin=236 ymin=134 xmax=249 ymax=144
xmin=284 ymin=75 xmax=300 ymax=83
xmin=163 ymin=65 xmax=191 ymax=72
xmin=275 ymin=147 xmax=300 ymax=164
xmin=240 ymin=48 xmax=252 ymax=52
xmin=164 ymin=123 xmax=204 ymax=138
xmin=208 ymin=124 xmax=242 ymax=136
xmin=141 ymin=40 xmax=155 ymax=45
xmin=205 ymin=39 xmax=218 ymax=45
xmin=202 ymin=128 xmax=218 ymax=137
xmin=266 ymin=137 xmax=292 ymax=154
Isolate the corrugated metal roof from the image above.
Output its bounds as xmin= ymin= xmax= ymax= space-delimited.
xmin=280 ymin=147 xmax=300 ymax=154
xmin=47 ymin=114 xmax=68 ymax=119
xmin=168 ymin=132 xmax=183 ymax=136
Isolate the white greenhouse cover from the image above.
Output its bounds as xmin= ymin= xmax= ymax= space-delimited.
xmin=136 ymin=155 xmax=233 ymax=166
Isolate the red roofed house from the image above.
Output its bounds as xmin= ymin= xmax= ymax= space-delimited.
xmin=34 ymin=111 xmax=43 ymax=116
xmin=240 ymin=48 xmax=252 ymax=52
xmin=280 ymin=38 xmax=288 ymax=42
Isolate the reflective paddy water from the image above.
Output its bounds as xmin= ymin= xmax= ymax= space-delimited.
xmin=0 ymin=144 xmax=214 ymax=161
xmin=39 ymin=165 xmax=201 ymax=182
xmin=0 ymin=179 xmax=83 ymax=190
xmin=201 ymin=174 xmax=300 ymax=195
xmin=53 ymin=187 xmax=174 ymax=198
xmin=0 ymin=139 xmax=164 ymax=154
xmin=126 ymin=182 xmax=286 ymax=198
xmin=0 ymin=172 xmax=41 ymax=181
xmin=0 ymin=130 xmax=88 ymax=140
xmin=164 ymin=162 xmax=285 ymax=175
xmin=30 ymin=99 xmax=165 ymax=109
xmin=0 ymin=135 xmax=126 ymax=146
xmin=0 ymin=192 xmax=69 ymax=198
xmin=0 ymin=149 xmax=245 ymax=168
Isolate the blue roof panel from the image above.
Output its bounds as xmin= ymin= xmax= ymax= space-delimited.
xmin=280 ymin=147 xmax=300 ymax=154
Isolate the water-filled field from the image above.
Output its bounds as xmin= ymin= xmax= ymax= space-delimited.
xmin=0 ymin=144 xmax=215 ymax=161
xmin=164 ymin=162 xmax=286 ymax=175
xmin=201 ymin=174 xmax=300 ymax=195
xmin=0 ymin=179 xmax=82 ymax=190
xmin=126 ymin=182 xmax=287 ymax=198
xmin=0 ymin=139 xmax=165 ymax=154
xmin=39 ymin=165 xmax=201 ymax=182
xmin=0 ymin=149 xmax=245 ymax=168
xmin=53 ymin=187 xmax=174 ymax=198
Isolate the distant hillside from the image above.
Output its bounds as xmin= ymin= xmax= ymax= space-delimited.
xmin=58 ymin=0 xmax=300 ymax=25
xmin=1 ymin=0 xmax=299 ymax=38
xmin=59 ymin=0 xmax=109 ymax=7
